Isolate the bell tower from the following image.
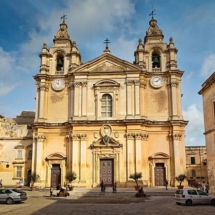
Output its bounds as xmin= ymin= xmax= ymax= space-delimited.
xmin=134 ymin=14 xmax=187 ymax=184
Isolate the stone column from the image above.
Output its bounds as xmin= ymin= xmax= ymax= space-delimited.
xmin=126 ymin=81 xmax=132 ymax=116
xmin=71 ymin=134 xmax=80 ymax=179
xmin=35 ymin=84 xmax=39 ymax=120
xmin=135 ymin=133 xmax=142 ymax=172
xmin=74 ymin=82 xmax=80 ymax=117
xmin=35 ymin=134 xmax=46 ymax=178
xmin=80 ymin=134 xmax=87 ymax=182
xmin=81 ymin=82 xmax=87 ymax=117
xmin=31 ymin=135 xmax=36 ymax=172
xmin=95 ymin=152 xmax=99 ymax=184
xmin=140 ymin=81 xmax=147 ymax=117
xmin=134 ymin=81 xmax=140 ymax=116
xmin=38 ymin=83 xmax=48 ymax=119
xmin=126 ymin=133 xmax=134 ymax=178
xmin=170 ymin=132 xmax=183 ymax=182
xmin=68 ymin=82 xmax=74 ymax=118
xmin=169 ymin=80 xmax=178 ymax=119
xmin=65 ymin=135 xmax=71 ymax=170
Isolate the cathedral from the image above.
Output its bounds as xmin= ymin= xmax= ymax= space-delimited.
xmin=1 ymin=16 xmax=188 ymax=188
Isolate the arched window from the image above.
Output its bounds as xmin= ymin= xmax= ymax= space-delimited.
xmin=101 ymin=94 xmax=112 ymax=117
xmin=56 ymin=55 xmax=64 ymax=71
xmin=152 ymin=53 xmax=160 ymax=68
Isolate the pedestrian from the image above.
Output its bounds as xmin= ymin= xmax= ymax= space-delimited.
xmin=56 ymin=184 xmax=61 ymax=190
xmin=164 ymin=179 xmax=168 ymax=190
xmin=19 ymin=179 xmax=24 ymax=188
xmin=0 ymin=179 xmax=2 ymax=188
xmin=50 ymin=186 xmax=53 ymax=197
xmin=100 ymin=180 xmax=105 ymax=192
xmin=205 ymin=182 xmax=209 ymax=194
xmin=113 ymin=182 xmax=117 ymax=193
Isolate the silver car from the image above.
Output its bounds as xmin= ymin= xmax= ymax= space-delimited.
xmin=0 ymin=188 xmax=27 ymax=204
xmin=174 ymin=187 xmax=215 ymax=206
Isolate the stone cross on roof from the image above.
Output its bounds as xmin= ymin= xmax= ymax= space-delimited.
xmin=61 ymin=15 xmax=67 ymax=23
xmin=149 ymin=9 xmax=156 ymax=19
xmin=104 ymin=38 xmax=111 ymax=49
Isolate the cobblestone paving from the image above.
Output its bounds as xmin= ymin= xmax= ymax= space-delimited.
xmin=1 ymin=195 xmax=215 ymax=215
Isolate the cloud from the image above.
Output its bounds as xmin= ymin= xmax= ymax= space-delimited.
xmin=0 ymin=48 xmax=19 ymax=96
xmin=200 ymin=53 xmax=215 ymax=78
xmin=111 ymin=37 xmax=137 ymax=61
xmin=183 ymin=104 xmax=205 ymax=145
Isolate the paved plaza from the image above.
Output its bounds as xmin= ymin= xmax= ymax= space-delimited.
xmin=0 ymin=187 xmax=214 ymax=215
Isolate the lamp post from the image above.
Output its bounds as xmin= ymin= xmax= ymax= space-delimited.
xmin=0 ymin=161 xmax=10 ymax=168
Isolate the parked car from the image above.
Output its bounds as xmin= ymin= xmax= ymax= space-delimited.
xmin=174 ymin=187 xmax=215 ymax=206
xmin=0 ymin=189 xmax=27 ymax=204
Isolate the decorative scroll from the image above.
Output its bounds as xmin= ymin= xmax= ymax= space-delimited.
xmin=146 ymin=18 xmax=163 ymax=36
xmin=71 ymin=134 xmax=87 ymax=140
xmin=38 ymin=83 xmax=49 ymax=91
xmin=54 ymin=23 xmax=70 ymax=39
xmin=35 ymin=135 xmax=46 ymax=142
xmin=125 ymin=133 xmax=149 ymax=141
xmin=169 ymin=133 xmax=182 ymax=140
xmin=168 ymin=81 xmax=178 ymax=88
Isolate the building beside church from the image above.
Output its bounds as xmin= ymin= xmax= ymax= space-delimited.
xmin=185 ymin=146 xmax=207 ymax=183
xmin=199 ymin=72 xmax=215 ymax=194
xmin=0 ymin=16 xmax=188 ymax=188
xmin=0 ymin=112 xmax=34 ymax=185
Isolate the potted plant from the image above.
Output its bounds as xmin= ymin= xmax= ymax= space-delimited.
xmin=175 ymin=174 xmax=186 ymax=189
xmin=29 ymin=172 xmax=40 ymax=191
xmin=65 ymin=171 xmax=77 ymax=191
xmin=129 ymin=172 xmax=142 ymax=191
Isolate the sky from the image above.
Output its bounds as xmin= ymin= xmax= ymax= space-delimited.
xmin=0 ymin=0 xmax=215 ymax=146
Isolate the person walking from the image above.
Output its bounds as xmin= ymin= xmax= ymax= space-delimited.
xmin=0 ymin=179 xmax=2 ymax=188
xmin=112 ymin=182 xmax=117 ymax=193
xmin=164 ymin=179 xmax=168 ymax=190
xmin=50 ymin=186 xmax=53 ymax=197
xmin=100 ymin=180 xmax=105 ymax=192
xmin=205 ymin=182 xmax=209 ymax=194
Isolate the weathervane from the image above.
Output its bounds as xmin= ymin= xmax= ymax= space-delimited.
xmin=61 ymin=15 xmax=67 ymax=22
xmin=104 ymin=38 xmax=111 ymax=49
xmin=149 ymin=9 xmax=156 ymax=19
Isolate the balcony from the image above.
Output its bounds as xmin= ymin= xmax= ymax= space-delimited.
xmin=152 ymin=67 xmax=161 ymax=72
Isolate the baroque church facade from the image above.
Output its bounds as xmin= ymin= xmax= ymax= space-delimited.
xmin=0 ymin=17 xmax=188 ymax=188
xmin=32 ymin=17 xmax=187 ymax=188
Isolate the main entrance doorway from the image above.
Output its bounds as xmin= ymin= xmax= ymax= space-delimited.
xmin=51 ymin=164 xmax=61 ymax=188
xmin=100 ymin=159 xmax=113 ymax=186
xmin=154 ymin=163 xmax=165 ymax=186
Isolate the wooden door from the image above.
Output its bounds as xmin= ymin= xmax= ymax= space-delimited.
xmin=51 ymin=164 xmax=61 ymax=188
xmin=100 ymin=159 xmax=113 ymax=186
xmin=154 ymin=164 xmax=165 ymax=186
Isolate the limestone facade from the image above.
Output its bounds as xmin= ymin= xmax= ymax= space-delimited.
xmin=199 ymin=72 xmax=215 ymax=194
xmin=0 ymin=112 xmax=34 ymax=186
xmin=185 ymin=146 xmax=207 ymax=183
xmin=31 ymin=17 xmax=188 ymax=188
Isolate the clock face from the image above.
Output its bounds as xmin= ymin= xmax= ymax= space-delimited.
xmin=150 ymin=76 xmax=164 ymax=88
xmin=52 ymin=78 xmax=65 ymax=91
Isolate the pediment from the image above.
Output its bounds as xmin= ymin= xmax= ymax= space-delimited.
xmin=73 ymin=53 xmax=140 ymax=73
xmin=90 ymin=137 xmax=123 ymax=149
xmin=46 ymin=153 xmax=66 ymax=160
xmin=148 ymin=152 xmax=170 ymax=159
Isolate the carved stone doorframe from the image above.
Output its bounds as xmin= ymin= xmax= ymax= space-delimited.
xmin=148 ymin=152 xmax=170 ymax=187
xmin=91 ymin=148 xmax=121 ymax=187
xmin=45 ymin=153 xmax=66 ymax=187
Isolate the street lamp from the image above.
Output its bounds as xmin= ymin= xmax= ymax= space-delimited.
xmin=0 ymin=161 xmax=10 ymax=168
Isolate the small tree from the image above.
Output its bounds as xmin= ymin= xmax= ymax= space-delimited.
xmin=29 ymin=172 xmax=40 ymax=187
xmin=175 ymin=174 xmax=186 ymax=186
xmin=65 ymin=171 xmax=77 ymax=185
xmin=129 ymin=172 xmax=142 ymax=186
